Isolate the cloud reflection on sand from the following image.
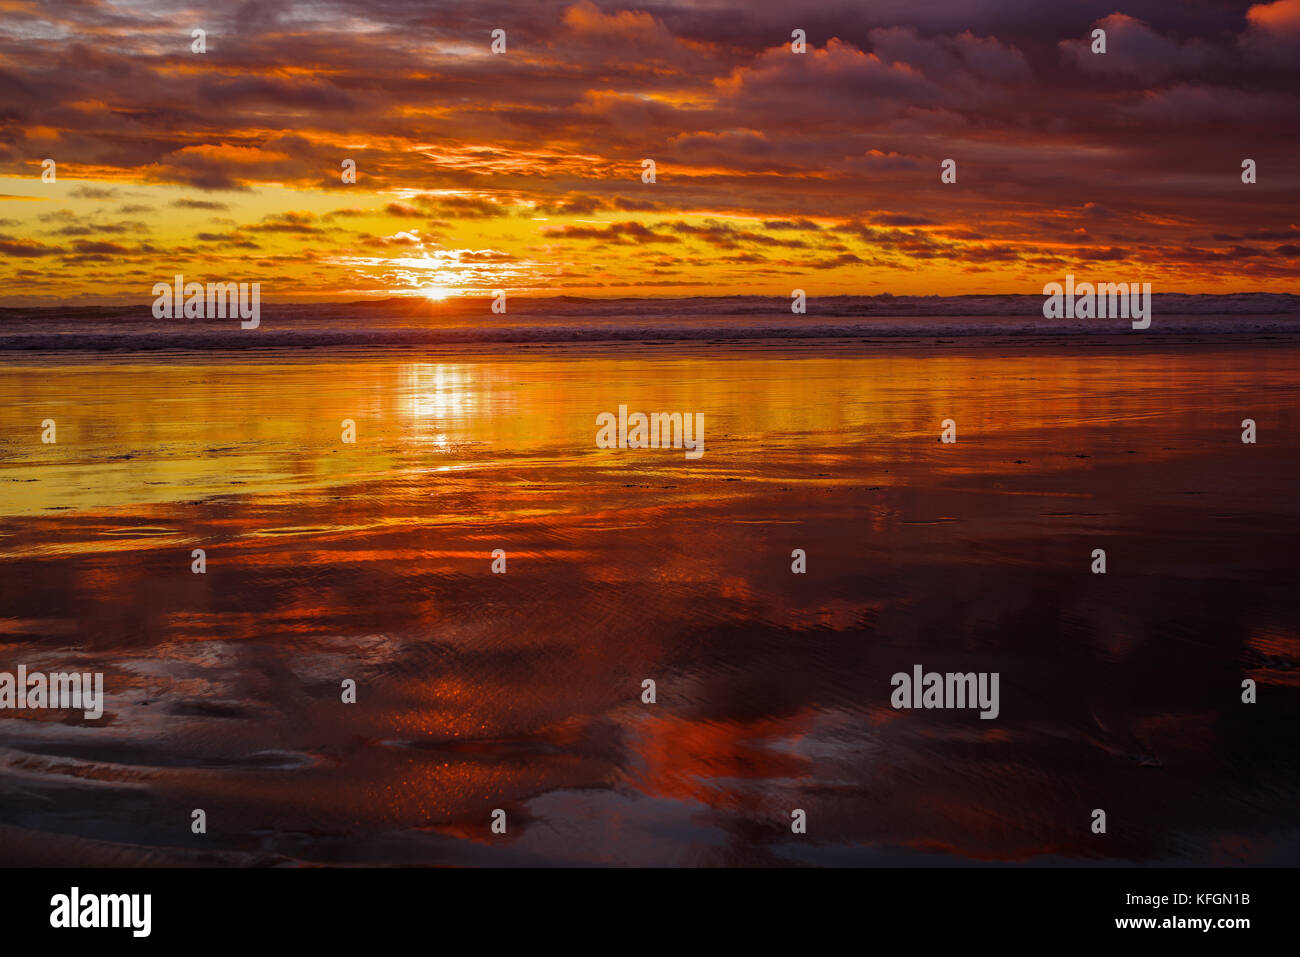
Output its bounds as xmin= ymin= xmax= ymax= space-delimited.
xmin=0 ymin=342 xmax=1297 ymax=865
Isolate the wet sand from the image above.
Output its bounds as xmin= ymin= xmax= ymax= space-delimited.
xmin=0 ymin=341 xmax=1297 ymax=865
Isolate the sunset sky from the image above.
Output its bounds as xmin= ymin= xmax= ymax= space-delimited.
xmin=1 ymin=0 xmax=1298 ymax=304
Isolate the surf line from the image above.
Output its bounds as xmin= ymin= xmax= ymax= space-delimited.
xmin=1042 ymin=274 xmax=1151 ymax=329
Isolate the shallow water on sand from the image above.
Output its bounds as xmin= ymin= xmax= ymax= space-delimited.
xmin=0 ymin=343 xmax=1297 ymax=865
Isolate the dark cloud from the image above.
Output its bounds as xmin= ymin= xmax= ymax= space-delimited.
xmin=249 ymin=211 xmax=322 ymax=234
xmin=0 ymin=239 xmax=57 ymax=257
xmin=68 ymin=186 xmax=118 ymax=199
xmin=542 ymin=221 xmax=680 ymax=244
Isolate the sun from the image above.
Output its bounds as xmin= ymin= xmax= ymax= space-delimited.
xmin=421 ymin=285 xmax=454 ymax=301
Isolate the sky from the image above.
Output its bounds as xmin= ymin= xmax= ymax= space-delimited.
xmin=0 ymin=0 xmax=1298 ymax=304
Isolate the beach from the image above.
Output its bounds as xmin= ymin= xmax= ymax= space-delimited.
xmin=1 ymin=322 xmax=1297 ymax=866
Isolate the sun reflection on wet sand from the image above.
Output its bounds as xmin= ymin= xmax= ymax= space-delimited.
xmin=0 ymin=343 xmax=1297 ymax=865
